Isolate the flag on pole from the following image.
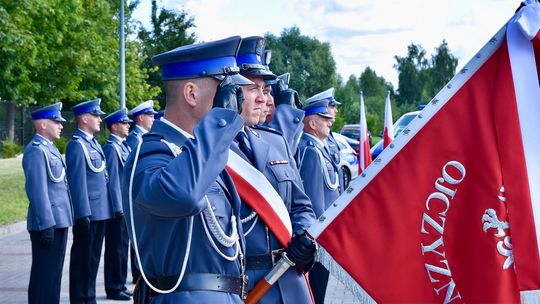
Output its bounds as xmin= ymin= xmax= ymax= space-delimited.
xmin=382 ymin=91 xmax=394 ymax=149
xmin=358 ymin=92 xmax=372 ymax=173
xmin=309 ymin=2 xmax=540 ymax=303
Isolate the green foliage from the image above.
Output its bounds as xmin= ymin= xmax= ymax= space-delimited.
xmin=137 ymin=0 xmax=196 ymax=107
xmin=53 ymin=137 xmax=68 ymax=154
xmin=0 ymin=141 xmax=23 ymax=158
xmin=0 ymin=158 xmax=28 ymax=225
xmin=265 ymin=27 xmax=338 ymax=101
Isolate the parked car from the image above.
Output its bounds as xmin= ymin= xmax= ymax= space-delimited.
xmin=370 ymin=110 xmax=420 ymax=159
xmin=332 ymin=132 xmax=359 ymax=188
xmin=339 ymin=124 xmax=372 ymax=147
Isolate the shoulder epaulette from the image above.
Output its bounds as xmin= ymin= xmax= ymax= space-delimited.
xmin=72 ymin=135 xmax=80 ymax=139
xmin=142 ymin=132 xmax=163 ymax=142
xmin=32 ymin=141 xmax=41 ymax=146
xmin=253 ymin=124 xmax=283 ymax=136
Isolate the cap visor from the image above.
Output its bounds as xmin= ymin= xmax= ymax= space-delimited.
xmin=317 ymin=113 xmax=334 ymax=119
xmin=230 ymin=74 xmax=254 ymax=86
xmin=53 ymin=117 xmax=67 ymax=122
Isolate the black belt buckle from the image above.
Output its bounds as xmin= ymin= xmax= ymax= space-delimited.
xmin=271 ymin=249 xmax=284 ymax=266
xmin=240 ymin=274 xmax=249 ymax=300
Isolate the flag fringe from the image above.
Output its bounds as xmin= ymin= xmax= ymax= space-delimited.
xmin=521 ymin=290 xmax=540 ymax=304
xmin=316 ymin=246 xmax=376 ymax=304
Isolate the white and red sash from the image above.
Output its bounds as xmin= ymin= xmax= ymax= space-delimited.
xmin=225 ymin=150 xmax=292 ymax=248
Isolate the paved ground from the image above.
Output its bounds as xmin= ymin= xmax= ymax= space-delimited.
xmin=0 ymin=221 xmax=360 ymax=303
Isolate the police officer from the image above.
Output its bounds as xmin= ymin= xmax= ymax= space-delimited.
xmin=305 ymin=88 xmax=345 ymax=191
xmin=23 ymin=102 xmax=73 ymax=304
xmin=66 ymin=98 xmax=112 ymax=304
xmin=103 ymin=108 xmax=132 ymax=301
xmin=125 ymin=100 xmax=156 ymax=150
xmin=235 ymin=36 xmax=317 ymax=304
xmin=122 ymin=36 xmax=251 ymax=303
xmin=297 ymin=98 xmax=341 ymax=303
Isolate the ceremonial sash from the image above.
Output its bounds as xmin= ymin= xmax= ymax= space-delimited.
xmin=225 ymin=149 xmax=293 ymax=248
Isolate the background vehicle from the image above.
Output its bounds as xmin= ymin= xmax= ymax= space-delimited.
xmin=369 ymin=110 xmax=420 ymax=159
xmin=332 ymin=132 xmax=359 ymax=188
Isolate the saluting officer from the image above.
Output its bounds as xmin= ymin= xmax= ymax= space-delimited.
xmin=235 ymin=36 xmax=317 ymax=304
xmin=297 ymin=98 xmax=341 ymax=304
xmin=125 ymin=100 xmax=156 ymax=150
xmin=66 ymin=98 xmax=112 ymax=304
xmin=102 ymin=108 xmax=132 ymax=301
xmin=23 ymin=103 xmax=73 ymax=304
xmin=122 ymin=36 xmax=251 ymax=303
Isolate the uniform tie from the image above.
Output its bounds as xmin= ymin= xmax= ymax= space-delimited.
xmin=235 ymin=131 xmax=255 ymax=164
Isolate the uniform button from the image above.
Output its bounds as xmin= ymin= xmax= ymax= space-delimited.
xmin=218 ymin=119 xmax=227 ymax=127
xmin=285 ymin=172 xmax=290 ymax=177
xmin=294 ymin=117 xmax=300 ymax=123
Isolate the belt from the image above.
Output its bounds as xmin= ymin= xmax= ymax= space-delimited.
xmin=246 ymin=249 xmax=284 ymax=270
xmin=149 ymin=273 xmax=248 ymax=299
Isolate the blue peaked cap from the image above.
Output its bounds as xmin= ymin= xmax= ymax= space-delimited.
xmin=152 ymin=36 xmax=251 ymax=85
xmin=31 ymin=102 xmax=66 ymax=122
xmin=303 ymin=99 xmax=333 ymax=119
xmin=237 ymin=36 xmax=276 ymax=80
xmin=104 ymin=108 xmax=132 ymax=127
xmin=306 ymin=88 xmax=341 ymax=106
xmin=72 ymin=98 xmax=105 ymax=116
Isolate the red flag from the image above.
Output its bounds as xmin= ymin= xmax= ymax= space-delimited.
xmin=358 ymin=92 xmax=372 ymax=174
xmin=382 ymin=91 xmax=394 ymax=148
xmin=309 ymin=3 xmax=540 ymax=303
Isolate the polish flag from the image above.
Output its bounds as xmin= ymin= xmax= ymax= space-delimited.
xmin=382 ymin=91 xmax=394 ymax=149
xmin=309 ymin=2 xmax=540 ymax=303
xmin=358 ymin=92 xmax=372 ymax=174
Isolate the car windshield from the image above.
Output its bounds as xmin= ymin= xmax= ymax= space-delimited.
xmin=341 ymin=129 xmax=359 ymax=140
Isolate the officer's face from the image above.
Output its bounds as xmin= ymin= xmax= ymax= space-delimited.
xmin=44 ymin=119 xmax=63 ymax=140
xmin=262 ymin=85 xmax=275 ymax=124
xmin=81 ymin=114 xmax=102 ymax=133
xmin=240 ymin=75 xmax=266 ymax=126
xmin=138 ymin=113 xmax=154 ymax=131
xmin=328 ymin=105 xmax=337 ymax=126
xmin=311 ymin=116 xmax=332 ymax=139
xmin=113 ymin=122 xmax=130 ymax=137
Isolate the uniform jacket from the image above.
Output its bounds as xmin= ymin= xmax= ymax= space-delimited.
xmin=233 ymin=125 xmax=316 ymax=304
xmin=267 ymin=104 xmax=305 ymax=155
xmin=297 ymin=132 xmax=340 ymax=218
xmin=23 ymin=134 xmax=73 ymax=231
xmin=66 ymin=129 xmax=113 ymax=221
xmin=103 ymin=134 xmax=130 ymax=214
xmin=122 ymin=109 xmax=246 ymax=304
xmin=125 ymin=125 xmax=146 ymax=151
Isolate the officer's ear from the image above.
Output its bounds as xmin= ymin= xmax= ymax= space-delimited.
xmin=183 ymin=81 xmax=199 ymax=108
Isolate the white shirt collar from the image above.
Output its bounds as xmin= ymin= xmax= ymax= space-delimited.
xmin=110 ymin=133 xmax=124 ymax=142
xmin=35 ymin=133 xmax=52 ymax=145
xmin=304 ymin=132 xmax=325 ymax=148
xmin=160 ymin=118 xmax=194 ymax=139
xmin=135 ymin=125 xmax=149 ymax=134
xmin=78 ymin=128 xmax=93 ymax=140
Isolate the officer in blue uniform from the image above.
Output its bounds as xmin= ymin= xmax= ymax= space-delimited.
xmin=103 ymin=108 xmax=132 ymax=301
xmin=122 ymin=36 xmax=252 ymax=304
xmin=306 ymin=88 xmax=345 ymax=191
xmin=235 ymin=36 xmax=317 ymax=304
xmin=66 ymin=98 xmax=113 ymax=304
xmin=125 ymin=100 xmax=157 ymax=151
xmin=297 ymin=99 xmax=341 ymax=303
xmin=23 ymin=102 xmax=73 ymax=304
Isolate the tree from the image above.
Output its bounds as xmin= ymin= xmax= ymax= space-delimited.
xmin=394 ymin=44 xmax=429 ymax=106
xmin=427 ymin=40 xmax=458 ymax=98
xmin=265 ymin=27 xmax=338 ymax=101
xmin=138 ymin=0 xmax=196 ymax=107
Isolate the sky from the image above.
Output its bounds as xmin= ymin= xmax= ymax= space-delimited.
xmin=132 ymin=0 xmax=522 ymax=87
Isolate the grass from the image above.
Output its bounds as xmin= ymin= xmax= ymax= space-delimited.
xmin=0 ymin=157 xmax=28 ymax=225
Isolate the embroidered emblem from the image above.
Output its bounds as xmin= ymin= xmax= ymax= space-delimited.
xmin=481 ymin=186 xmax=514 ymax=270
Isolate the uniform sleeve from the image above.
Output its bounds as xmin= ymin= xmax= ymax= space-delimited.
xmin=268 ymin=105 xmax=305 ymax=155
xmin=104 ymin=144 xmax=122 ymax=213
xmin=23 ymin=147 xmax=56 ymax=230
xmin=66 ymin=140 xmax=91 ymax=219
xmin=298 ymin=146 xmax=326 ymax=218
xmin=130 ymin=108 xmax=244 ymax=217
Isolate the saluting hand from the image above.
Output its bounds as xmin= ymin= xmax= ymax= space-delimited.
xmin=212 ymin=75 xmax=244 ymax=114
xmin=39 ymin=227 xmax=54 ymax=249
xmin=275 ymin=89 xmax=302 ymax=109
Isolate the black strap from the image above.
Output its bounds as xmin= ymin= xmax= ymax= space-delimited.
xmin=246 ymin=250 xmax=284 ymax=270
xmin=149 ymin=273 xmax=248 ymax=298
